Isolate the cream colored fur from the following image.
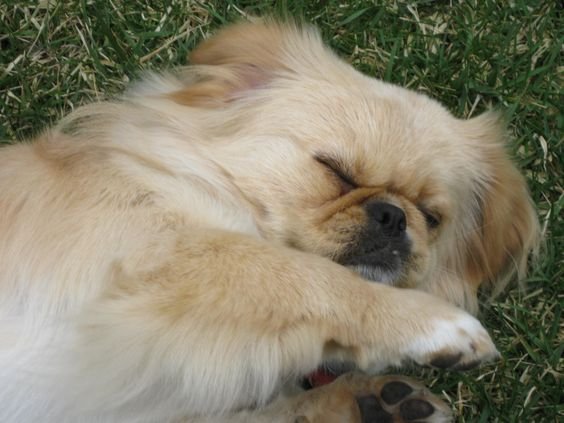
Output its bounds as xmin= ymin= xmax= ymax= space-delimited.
xmin=0 ymin=21 xmax=538 ymax=422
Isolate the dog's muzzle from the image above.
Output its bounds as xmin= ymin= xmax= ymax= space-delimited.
xmin=337 ymin=200 xmax=411 ymax=284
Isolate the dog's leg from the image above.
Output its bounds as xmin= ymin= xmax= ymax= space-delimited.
xmin=60 ymin=230 xmax=497 ymax=419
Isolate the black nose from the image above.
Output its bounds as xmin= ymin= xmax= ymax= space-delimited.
xmin=366 ymin=201 xmax=406 ymax=237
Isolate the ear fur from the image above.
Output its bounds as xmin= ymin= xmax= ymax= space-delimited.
xmin=168 ymin=20 xmax=325 ymax=107
xmin=189 ymin=20 xmax=303 ymax=70
xmin=462 ymin=112 xmax=540 ymax=297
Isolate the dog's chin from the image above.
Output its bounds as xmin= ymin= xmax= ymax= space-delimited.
xmin=338 ymin=239 xmax=410 ymax=285
xmin=347 ymin=264 xmax=402 ymax=285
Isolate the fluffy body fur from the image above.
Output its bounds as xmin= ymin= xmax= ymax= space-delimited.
xmin=0 ymin=21 xmax=539 ymax=422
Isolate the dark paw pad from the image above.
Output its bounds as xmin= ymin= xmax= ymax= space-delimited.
xmin=399 ymin=399 xmax=435 ymax=420
xmin=380 ymin=381 xmax=413 ymax=405
xmin=430 ymin=352 xmax=462 ymax=369
xmin=356 ymin=395 xmax=393 ymax=423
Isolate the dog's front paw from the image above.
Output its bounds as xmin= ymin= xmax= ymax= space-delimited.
xmin=356 ymin=288 xmax=500 ymax=372
xmin=402 ymin=310 xmax=500 ymax=371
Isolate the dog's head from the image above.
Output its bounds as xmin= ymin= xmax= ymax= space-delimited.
xmin=168 ymin=21 xmax=539 ymax=313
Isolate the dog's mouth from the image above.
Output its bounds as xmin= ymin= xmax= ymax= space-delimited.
xmin=338 ymin=237 xmax=411 ymax=285
xmin=347 ymin=263 xmax=403 ymax=285
xmin=301 ymin=361 xmax=356 ymax=389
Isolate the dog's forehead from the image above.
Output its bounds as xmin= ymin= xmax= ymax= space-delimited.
xmin=308 ymin=85 xmax=479 ymax=200
xmin=293 ymin=80 xmax=476 ymax=184
xmin=253 ymin=73 xmax=482 ymax=200
xmin=287 ymin=76 xmax=460 ymax=150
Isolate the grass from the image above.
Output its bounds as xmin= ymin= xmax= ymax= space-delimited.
xmin=1 ymin=0 xmax=562 ymax=421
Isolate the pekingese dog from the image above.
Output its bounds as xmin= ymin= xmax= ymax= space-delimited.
xmin=0 ymin=21 xmax=539 ymax=422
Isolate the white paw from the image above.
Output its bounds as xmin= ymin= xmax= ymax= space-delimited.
xmin=403 ymin=312 xmax=500 ymax=370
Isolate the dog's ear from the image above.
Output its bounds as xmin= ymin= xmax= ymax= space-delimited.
xmin=168 ymin=20 xmax=324 ymax=107
xmin=190 ymin=20 xmax=304 ymax=72
xmin=461 ymin=112 xmax=540 ymax=297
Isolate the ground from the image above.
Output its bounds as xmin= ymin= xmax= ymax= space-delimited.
xmin=1 ymin=1 xmax=562 ymax=421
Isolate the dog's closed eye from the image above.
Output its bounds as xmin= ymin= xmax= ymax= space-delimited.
xmin=314 ymin=154 xmax=357 ymax=196
xmin=418 ymin=206 xmax=442 ymax=230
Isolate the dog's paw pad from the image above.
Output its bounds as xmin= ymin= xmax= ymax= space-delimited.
xmin=429 ymin=352 xmax=464 ymax=369
xmin=399 ymin=398 xmax=435 ymax=420
xmin=299 ymin=374 xmax=451 ymax=423
xmin=380 ymin=381 xmax=413 ymax=404
xmin=427 ymin=347 xmax=492 ymax=371
xmin=356 ymin=395 xmax=394 ymax=423
xmin=352 ymin=376 xmax=451 ymax=423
